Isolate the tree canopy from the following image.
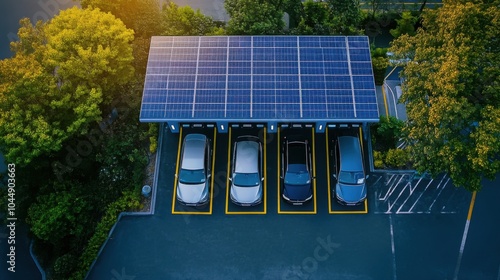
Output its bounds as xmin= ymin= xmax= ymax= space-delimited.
xmin=162 ymin=1 xmax=224 ymax=36
xmin=390 ymin=0 xmax=500 ymax=191
xmin=225 ymin=0 xmax=285 ymax=35
xmin=0 ymin=7 xmax=134 ymax=165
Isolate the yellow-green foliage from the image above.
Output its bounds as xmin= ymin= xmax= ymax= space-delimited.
xmin=148 ymin=123 xmax=158 ymax=154
xmin=373 ymin=150 xmax=385 ymax=169
xmin=385 ymin=148 xmax=409 ymax=169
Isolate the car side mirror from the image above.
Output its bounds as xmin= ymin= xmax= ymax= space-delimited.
xmin=332 ymin=174 xmax=336 ymax=179
xmin=174 ymin=174 xmax=178 ymax=178
xmin=207 ymin=174 xmax=211 ymax=178
xmin=366 ymin=175 xmax=369 ymax=179
xmin=228 ymin=177 xmax=232 ymax=181
xmin=261 ymin=177 xmax=264 ymax=181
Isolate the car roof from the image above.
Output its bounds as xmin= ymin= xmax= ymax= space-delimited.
xmin=338 ymin=136 xmax=363 ymax=172
xmin=181 ymin=134 xmax=207 ymax=170
xmin=234 ymin=140 xmax=259 ymax=173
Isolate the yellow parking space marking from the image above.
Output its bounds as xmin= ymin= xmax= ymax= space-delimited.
xmin=326 ymin=127 xmax=333 ymax=213
xmin=311 ymin=127 xmax=317 ymax=214
xmin=327 ymin=126 xmax=368 ymax=214
xmin=172 ymin=127 xmax=215 ymax=215
xmin=225 ymin=127 xmax=267 ymax=215
xmin=359 ymin=126 xmax=364 ymax=154
xmin=277 ymin=127 xmax=317 ymax=215
xmin=382 ymin=84 xmax=390 ymax=118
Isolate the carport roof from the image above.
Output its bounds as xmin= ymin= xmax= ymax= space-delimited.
xmin=139 ymin=36 xmax=379 ymax=123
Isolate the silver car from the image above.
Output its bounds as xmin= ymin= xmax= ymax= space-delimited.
xmin=176 ymin=134 xmax=211 ymax=206
xmin=229 ymin=136 xmax=264 ymax=206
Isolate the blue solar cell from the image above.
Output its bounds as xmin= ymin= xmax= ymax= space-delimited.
xmin=275 ymin=65 xmax=298 ymax=75
xmin=320 ymin=37 xmax=346 ymax=48
xmin=253 ymin=103 xmax=276 ymax=118
xmin=302 ymin=90 xmax=326 ymax=103
xmin=229 ymin=48 xmax=251 ymax=61
xmin=276 ymin=104 xmax=300 ymax=119
xmin=322 ymin=50 xmax=347 ymax=61
xmin=276 ymin=90 xmax=300 ymax=103
xmin=253 ymin=90 xmax=275 ymax=104
xmin=140 ymin=109 xmax=164 ymax=120
xmin=349 ymin=48 xmax=371 ymax=61
xmin=299 ymin=37 xmax=320 ymax=48
xmin=352 ymin=76 xmax=374 ymax=89
xmin=300 ymin=48 xmax=323 ymax=61
xmin=275 ymin=48 xmax=297 ymax=61
xmin=227 ymin=90 xmax=251 ymax=103
xmin=195 ymin=90 xmax=225 ymax=103
xmin=253 ymin=37 xmax=274 ymax=48
xmin=229 ymin=36 xmax=251 ymax=48
xmin=274 ymin=37 xmax=296 ymax=48
xmin=200 ymin=37 xmax=227 ymax=48
xmin=350 ymin=62 xmax=373 ymax=75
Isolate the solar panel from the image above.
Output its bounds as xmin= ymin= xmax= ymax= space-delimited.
xmin=140 ymin=36 xmax=379 ymax=122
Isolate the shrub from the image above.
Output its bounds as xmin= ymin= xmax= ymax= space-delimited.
xmin=373 ymin=150 xmax=385 ymax=169
xmin=148 ymin=123 xmax=159 ymax=154
xmin=371 ymin=116 xmax=405 ymax=151
xmin=385 ymin=148 xmax=410 ymax=168
xmin=53 ymin=253 xmax=77 ymax=279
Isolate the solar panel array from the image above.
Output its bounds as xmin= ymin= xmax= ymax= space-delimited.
xmin=140 ymin=36 xmax=379 ymax=122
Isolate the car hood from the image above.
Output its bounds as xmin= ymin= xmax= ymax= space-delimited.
xmin=177 ymin=182 xmax=206 ymax=203
xmin=284 ymin=183 xmax=312 ymax=200
xmin=285 ymin=164 xmax=310 ymax=185
xmin=336 ymin=183 xmax=366 ymax=204
xmin=231 ymin=184 xmax=261 ymax=204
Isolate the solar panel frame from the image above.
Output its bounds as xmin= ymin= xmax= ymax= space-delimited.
xmin=140 ymin=36 xmax=379 ymax=122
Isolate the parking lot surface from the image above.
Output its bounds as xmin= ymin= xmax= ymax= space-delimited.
xmin=87 ymin=126 xmax=500 ymax=280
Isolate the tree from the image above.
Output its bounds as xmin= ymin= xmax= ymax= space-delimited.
xmin=162 ymin=1 xmax=223 ymax=36
xmin=326 ymin=0 xmax=362 ymax=35
xmin=27 ymin=181 xmax=92 ymax=244
xmin=0 ymin=8 xmax=135 ymax=165
xmin=43 ymin=7 xmax=135 ymax=102
xmin=293 ymin=0 xmax=331 ymax=35
xmin=390 ymin=0 xmax=500 ymax=191
xmin=225 ymin=0 xmax=285 ymax=35
xmin=80 ymin=0 xmax=163 ymax=38
xmin=390 ymin=11 xmax=417 ymax=38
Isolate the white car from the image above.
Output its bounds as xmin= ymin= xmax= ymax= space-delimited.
xmin=176 ymin=134 xmax=211 ymax=206
xmin=229 ymin=136 xmax=264 ymax=206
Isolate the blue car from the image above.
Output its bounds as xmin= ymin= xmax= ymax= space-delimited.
xmin=281 ymin=137 xmax=313 ymax=205
xmin=333 ymin=136 xmax=367 ymax=206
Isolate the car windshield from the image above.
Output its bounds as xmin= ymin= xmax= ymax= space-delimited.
xmin=233 ymin=173 xmax=260 ymax=187
xmin=338 ymin=171 xmax=365 ymax=185
xmin=288 ymin=143 xmax=306 ymax=165
xmin=179 ymin=169 xmax=206 ymax=184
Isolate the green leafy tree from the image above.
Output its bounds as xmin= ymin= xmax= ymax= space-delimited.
xmin=162 ymin=1 xmax=223 ymax=35
xmin=390 ymin=11 xmax=417 ymax=38
xmin=293 ymin=0 xmax=331 ymax=35
xmin=390 ymin=0 xmax=500 ymax=191
xmin=43 ymin=7 xmax=135 ymax=102
xmin=225 ymin=0 xmax=285 ymax=35
xmin=326 ymin=0 xmax=362 ymax=35
xmin=27 ymin=182 xmax=91 ymax=244
xmin=0 ymin=8 xmax=134 ymax=165
xmin=80 ymin=0 xmax=163 ymax=38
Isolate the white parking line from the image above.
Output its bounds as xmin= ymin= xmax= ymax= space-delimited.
xmin=390 ymin=215 xmax=397 ymax=280
xmin=386 ymin=182 xmax=411 ymax=213
xmin=453 ymin=219 xmax=471 ymax=280
xmin=408 ymin=179 xmax=433 ymax=212
xmin=428 ymin=177 xmax=450 ymax=212
xmin=396 ymin=177 xmax=423 ymax=213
